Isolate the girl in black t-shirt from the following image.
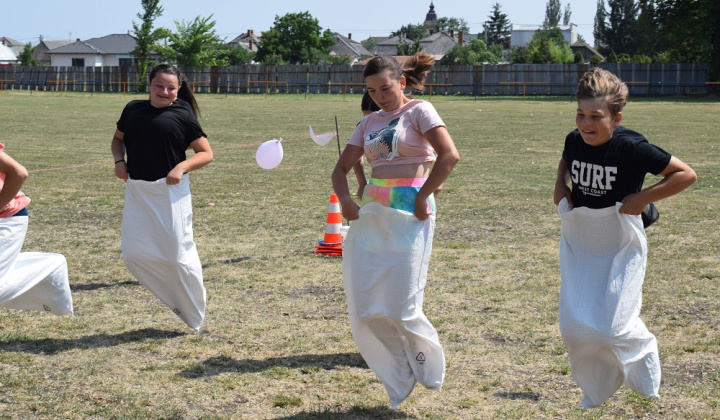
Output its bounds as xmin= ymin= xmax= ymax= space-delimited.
xmin=110 ymin=65 xmax=213 ymax=332
xmin=112 ymin=65 xmax=212 ymax=183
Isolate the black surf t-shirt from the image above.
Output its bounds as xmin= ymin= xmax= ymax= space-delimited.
xmin=562 ymin=126 xmax=671 ymax=209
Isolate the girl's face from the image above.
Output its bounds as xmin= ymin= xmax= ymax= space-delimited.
xmin=149 ymin=72 xmax=179 ymax=108
xmin=365 ymin=71 xmax=406 ymax=112
xmin=575 ymin=98 xmax=622 ymax=147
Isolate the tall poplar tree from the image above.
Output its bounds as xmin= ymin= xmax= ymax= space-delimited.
xmin=593 ymin=0 xmax=607 ymax=49
xmin=130 ymin=0 xmax=167 ymax=91
xmin=563 ymin=3 xmax=572 ymax=25
xmin=544 ymin=0 xmax=562 ymax=28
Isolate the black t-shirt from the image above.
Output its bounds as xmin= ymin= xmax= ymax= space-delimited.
xmin=116 ymin=99 xmax=206 ymax=181
xmin=562 ymin=126 xmax=671 ymax=209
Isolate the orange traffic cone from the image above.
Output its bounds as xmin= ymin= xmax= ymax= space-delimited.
xmin=314 ymin=193 xmax=344 ymax=256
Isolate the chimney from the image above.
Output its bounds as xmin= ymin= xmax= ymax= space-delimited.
xmin=459 ymin=31 xmax=463 ymax=45
xmin=247 ymin=29 xmax=253 ymax=36
xmin=348 ymin=33 xmax=352 ymax=40
xmin=249 ymin=39 xmax=253 ymax=50
xmin=450 ymin=29 xmax=454 ymax=39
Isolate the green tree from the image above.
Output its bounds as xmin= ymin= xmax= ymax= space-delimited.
xmin=544 ymin=0 xmax=562 ymax=28
xmin=509 ymin=45 xmax=532 ymax=63
xmin=511 ymin=27 xmax=574 ymax=63
xmin=440 ymin=38 xmax=502 ymax=65
xmin=483 ymin=3 xmax=511 ymax=46
xmin=593 ymin=0 xmax=607 ymax=49
xmin=428 ymin=17 xmax=470 ymax=34
xmin=261 ymin=54 xmax=288 ymax=66
xmin=563 ymin=3 xmax=572 ymax=25
xmin=396 ymin=39 xmax=422 ymax=56
xmin=632 ymin=54 xmax=652 ymax=63
xmin=256 ymin=12 xmax=334 ymax=64
xmin=594 ymin=0 xmax=639 ymax=56
xmin=532 ymin=38 xmax=555 ymax=63
xmin=655 ymin=0 xmax=717 ymax=68
xmin=390 ymin=23 xmax=429 ymax=41
xmin=318 ymin=54 xmax=351 ymax=65
xmin=217 ymin=45 xmax=255 ymax=65
xmin=18 ymin=43 xmax=41 ymax=66
xmin=154 ymin=15 xmax=227 ymax=67
xmin=361 ymin=39 xmax=377 ymax=51
xmin=130 ymin=0 xmax=167 ymax=91
xmin=633 ymin=0 xmax=658 ymax=55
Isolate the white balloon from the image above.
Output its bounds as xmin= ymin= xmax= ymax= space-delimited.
xmin=309 ymin=125 xmax=335 ymax=146
xmin=256 ymin=139 xmax=284 ymax=169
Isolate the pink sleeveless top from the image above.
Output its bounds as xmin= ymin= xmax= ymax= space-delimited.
xmin=0 ymin=143 xmax=31 ymax=218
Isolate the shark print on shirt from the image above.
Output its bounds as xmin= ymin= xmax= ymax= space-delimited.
xmin=364 ymin=118 xmax=400 ymax=161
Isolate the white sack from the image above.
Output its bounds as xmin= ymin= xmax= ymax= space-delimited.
xmin=0 ymin=216 xmax=73 ymax=316
xmin=343 ymin=202 xmax=444 ymax=408
xmin=558 ymin=198 xmax=660 ymax=407
xmin=121 ymin=174 xmax=205 ymax=332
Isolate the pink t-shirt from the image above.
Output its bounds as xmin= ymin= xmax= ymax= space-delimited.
xmin=0 ymin=143 xmax=30 ymax=218
xmin=348 ymin=99 xmax=445 ymax=168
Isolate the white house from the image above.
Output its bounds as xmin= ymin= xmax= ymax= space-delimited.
xmin=47 ymin=34 xmax=137 ymax=67
xmin=510 ymin=24 xmax=578 ymax=47
xmin=0 ymin=43 xmax=17 ymax=65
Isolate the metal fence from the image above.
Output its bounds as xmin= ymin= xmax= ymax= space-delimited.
xmin=0 ymin=63 xmax=713 ymax=98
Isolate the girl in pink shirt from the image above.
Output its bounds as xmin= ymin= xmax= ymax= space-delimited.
xmin=331 ymin=53 xmax=459 ymax=408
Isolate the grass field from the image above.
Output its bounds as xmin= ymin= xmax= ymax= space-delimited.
xmin=0 ymin=90 xmax=718 ymax=419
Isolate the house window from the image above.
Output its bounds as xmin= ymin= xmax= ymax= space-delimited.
xmin=119 ymin=58 xmax=134 ymax=67
xmin=71 ymin=58 xmax=85 ymax=67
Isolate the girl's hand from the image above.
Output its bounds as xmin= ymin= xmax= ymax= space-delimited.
xmin=414 ymin=196 xmax=432 ymax=220
xmin=340 ymin=199 xmax=360 ymax=221
xmin=356 ymin=183 xmax=366 ymax=200
xmin=115 ymin=161 xmax=128 ymax=181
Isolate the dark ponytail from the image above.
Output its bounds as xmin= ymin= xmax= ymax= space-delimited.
xmin=363 ymin=53 xmax=435 ymax=92
xmin=402 ymin=53 xmax=435 ymax=91
xmin=149 ymin=64 xmax=201 ymax=118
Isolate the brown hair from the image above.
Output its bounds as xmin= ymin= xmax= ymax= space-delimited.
xmin=576 ymin=67 xmax=628 ymax=116
xmin=363 ymin=53 xmax=436 ymax=91
xmin=361 ymin=90 xmax=380 ymax=112
xmin=149 ymin=64 xmax=201 ymax=118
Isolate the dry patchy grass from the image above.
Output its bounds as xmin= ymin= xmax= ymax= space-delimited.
xmin=0 ymin=91 xmax=718 ymax=419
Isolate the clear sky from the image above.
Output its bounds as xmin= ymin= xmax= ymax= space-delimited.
xmin=4 ymin=0 xmax=596 ymax=46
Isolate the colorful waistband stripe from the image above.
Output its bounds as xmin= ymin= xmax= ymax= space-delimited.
xmin=362 ymin=178 xmax=436 ymax=213
xmin=367 ymin=177 xmax=427 ymax=188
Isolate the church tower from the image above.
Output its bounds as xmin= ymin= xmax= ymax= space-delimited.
xmin=424 ymin=2 xmax=438 ymax=24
